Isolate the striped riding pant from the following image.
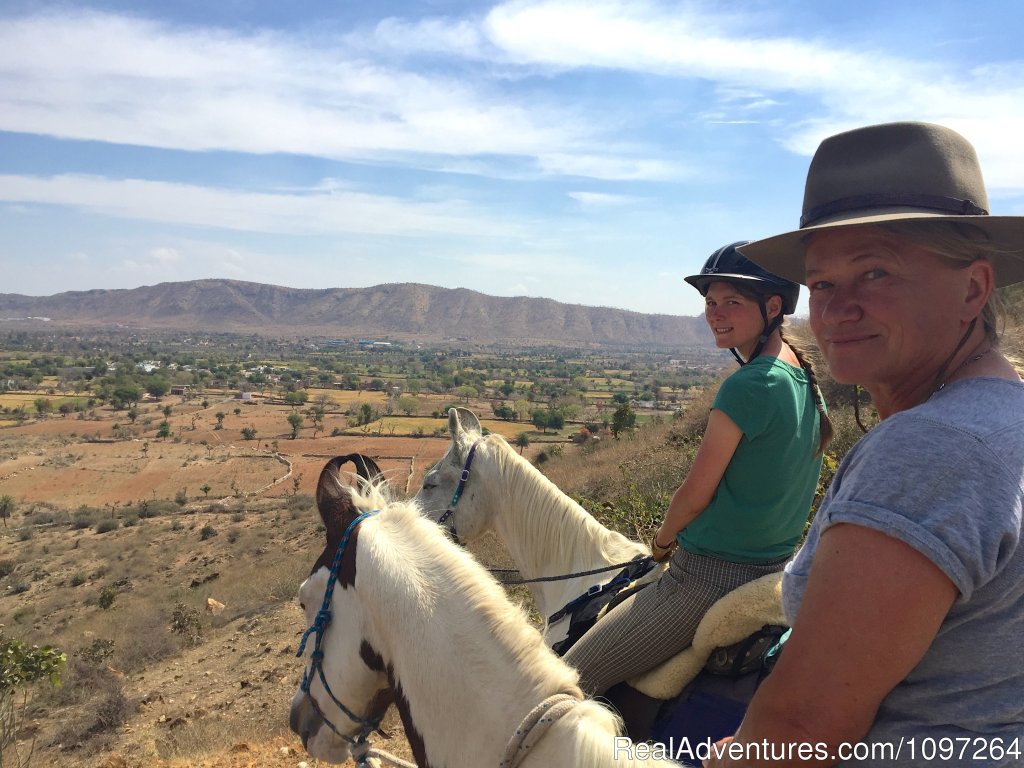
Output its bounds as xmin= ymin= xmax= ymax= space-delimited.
xmin=562 ymin=548 xmax=787 ymax=696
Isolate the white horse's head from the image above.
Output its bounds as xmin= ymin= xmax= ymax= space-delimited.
xmin=289 ymin=456 xmax=393 ymax=764
xmin=415 ymin=407 xmax=496 ymax=542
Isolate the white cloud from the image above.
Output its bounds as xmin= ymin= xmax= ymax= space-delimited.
xmin=0 ymin=173 xmax=522 ymax=238
xmin=0 ymin=10 xmax=625 ymax=178
xmin=538 ymin=153 xmax=689 ymax=181
xmin=377 ymin=1 xmax=1024 ymax=189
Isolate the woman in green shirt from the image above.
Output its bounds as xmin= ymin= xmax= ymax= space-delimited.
xmin=563 ymin=242 xmax=831 ymax=695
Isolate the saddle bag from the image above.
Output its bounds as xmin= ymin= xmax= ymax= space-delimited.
xmin=649 ymin=625 xmax=789 ymax=749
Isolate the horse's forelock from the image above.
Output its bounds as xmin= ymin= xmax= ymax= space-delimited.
xmin=315 ymin=454 xmax=388 ymax=539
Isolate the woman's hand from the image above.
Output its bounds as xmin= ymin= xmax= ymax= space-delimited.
xmin=651 ymin=529 xmax=677 ymax=562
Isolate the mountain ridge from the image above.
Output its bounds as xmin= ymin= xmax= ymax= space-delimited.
xmin=0 ymin=279 xmax=711 ymax=348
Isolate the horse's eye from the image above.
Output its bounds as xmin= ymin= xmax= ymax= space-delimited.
xmin=299 ymin=602 xmax=305 ymax=610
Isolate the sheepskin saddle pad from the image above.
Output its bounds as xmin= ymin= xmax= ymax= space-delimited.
xmin=628 ymin=571 xmax=786 ymax=700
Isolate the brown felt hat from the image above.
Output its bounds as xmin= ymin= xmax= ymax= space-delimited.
xmin=739 ymin=122 xmax=1024 ymax=286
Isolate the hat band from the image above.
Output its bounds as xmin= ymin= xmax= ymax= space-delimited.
xmin=800 ymin=193 xmax=988 ymax=228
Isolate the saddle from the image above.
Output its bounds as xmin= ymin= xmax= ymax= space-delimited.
xmin=602 ymin=572 xmax=788 ymax=745
xmin=629 ymin=570 xmax=786 ymax=699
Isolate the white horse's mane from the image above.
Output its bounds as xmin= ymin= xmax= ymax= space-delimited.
xmin=352 ymin=481 xmax=576 ymax=683
xmin=337 ymin=482 xmax=660 ymax=766
xmin=483 ymin=434 xmax=647 ymax=572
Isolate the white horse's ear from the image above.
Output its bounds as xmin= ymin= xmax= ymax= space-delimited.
xmin=456 ymin=407 xmax=482 ymax=434
xmin=448 ymin=407 xmax=462 ymax=440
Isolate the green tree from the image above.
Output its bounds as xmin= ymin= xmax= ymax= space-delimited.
xmin=284 ymin=390 xmax=309 ymax=408
xmin=214 ymin=411 xmax=226 ymax=430
xmin=396 ymin=395 xmax=419 ymax=416
xmin=145 ymin=378 xmax=170 ymax=399
xmin=547 ymin=409 xmax=566 ymax=432
xmin=111 ymin=383 xmax=143 ymax=409
xmin=514 ymin=432 xmax=531 ymax=455
xmin=200 ymin=484 xmax=211 ymax=498
xmin=287 ymin=412 xmax=304 ymax=439
xmin=611 ymin=402 xmax=636 ymax=438
xmin=358 ymin=403 xmax=375 ymax=426
xmin=494 ymin=403 xmax=517 ymax=421
xmin=530 ymin=409 xmax=550 ymax=433
xmin=127 ymin=407 xmax=139 ymax=424
xmin=33 ymin=398 xmax=52 ymax=416
xmin=1 ymin=632 xmax=66 ymax=766
xmin=307 ymin=405 xmax=326 ymax=436
xmin=157 ymin=420 xmax=172 ymax=439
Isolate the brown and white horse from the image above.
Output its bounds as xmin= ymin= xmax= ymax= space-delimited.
xmin=289 ymin=457 xmax=682 ymax=767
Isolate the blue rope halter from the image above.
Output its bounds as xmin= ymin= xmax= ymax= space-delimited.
xmin=296 ymin=510 xmax=383 ymax=755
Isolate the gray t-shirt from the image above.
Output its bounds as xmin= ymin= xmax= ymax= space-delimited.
xmin=783 ymin=377 xmax=1024 ymax=767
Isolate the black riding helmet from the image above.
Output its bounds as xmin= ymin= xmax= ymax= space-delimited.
xmin=685 ymin=241 xmax=801 ymax=365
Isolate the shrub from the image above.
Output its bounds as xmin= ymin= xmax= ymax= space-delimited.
xmin=98 ymin=585 xmax=118 ymax=610
xmin=174 ymin=488 xmax=188 ymax=506
xmin=71 ymin=507 xmax=100 ymax=530
xmin=48 ymin=664 xmax=128 ymax=748
xmin=0 ymin=559 xmax=15 ymax=579
xmin=94 ymin=518 xmax=119 ymax=534
xmin=169 ymin=602 xmax=203 ymax=647
xmin=77 ymin=638 xmax=116 ymax=666
xmin=199 ymin=523 xmax=217 ymax=540
xmin=69 ymin=572 xmax=86 ymax=587
xmin=11 ymin=606 xmax=34 ymax=623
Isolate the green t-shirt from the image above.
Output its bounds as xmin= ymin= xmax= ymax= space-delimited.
xmin=679 ymin=355 xmax=823 ymax=563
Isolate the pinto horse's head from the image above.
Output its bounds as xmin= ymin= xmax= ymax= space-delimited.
xmin=289 ymin=454 xmax=393 ymax=764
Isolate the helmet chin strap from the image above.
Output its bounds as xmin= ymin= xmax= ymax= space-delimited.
xmin=729 ymin=298 xmax=782 ymax=366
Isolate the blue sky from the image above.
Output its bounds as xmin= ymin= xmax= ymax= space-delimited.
xmin=2 ymin=1 xmax=1023 ymax=318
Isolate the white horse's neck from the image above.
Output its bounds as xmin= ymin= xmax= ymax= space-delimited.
xmin=359 ymin=507 xmax=647 ymax=767
xmin=476 ymin=439 xmax=649 ymax=622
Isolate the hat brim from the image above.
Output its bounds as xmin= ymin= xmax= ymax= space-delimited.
xmin=739 ymin=212 xmax=1024 ymax=287
xmin=683 ymin=272 xmax=782 ymax=294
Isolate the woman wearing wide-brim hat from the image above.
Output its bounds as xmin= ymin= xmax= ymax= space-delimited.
xmin=707 ymin=123 xmax=1024 ymax=766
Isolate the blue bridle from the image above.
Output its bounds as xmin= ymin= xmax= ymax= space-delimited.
xmin=435 ymin=437 xmax=484 ymax=543
xmin=296 ymin=510 xmax=383 ymax=753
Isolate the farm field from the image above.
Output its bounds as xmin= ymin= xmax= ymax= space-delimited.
xmin=0 ymin=401 xmax=457 ymax=509
xmin=0 ymin=330 xmax=729 ymax=767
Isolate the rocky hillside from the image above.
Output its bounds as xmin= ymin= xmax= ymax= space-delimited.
xmin=0 ymin=280 xmax=709 ymax=348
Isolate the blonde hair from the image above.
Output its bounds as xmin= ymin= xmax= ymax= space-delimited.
xmin=878 ymin=220 xmax=1011 ymax=346
xmin=779 ymin=326 xmax=834 ymax=457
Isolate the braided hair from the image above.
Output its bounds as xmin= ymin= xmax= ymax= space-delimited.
xmin=779 ymin=326 xmax=834 ymax=457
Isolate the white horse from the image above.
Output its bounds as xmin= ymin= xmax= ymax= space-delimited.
xmin=414 ymin=407 xmax=656 ymax=648
xmin=289 ymin=458 xmax=681 ymax=768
